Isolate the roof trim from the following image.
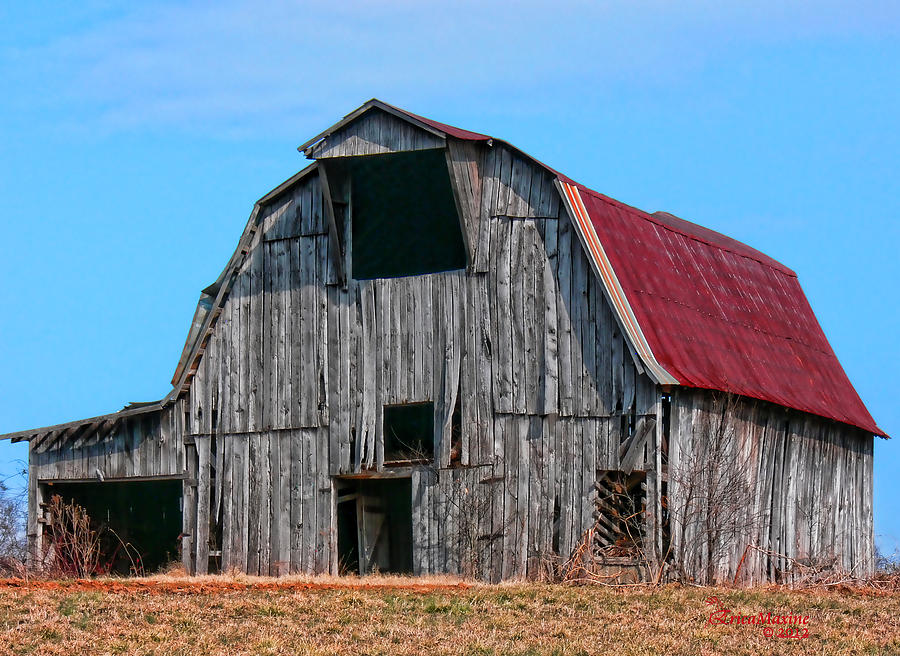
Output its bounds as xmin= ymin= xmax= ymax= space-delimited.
xmin=168 ymin=202 xmax=261 ymax=390
xmin=0 ymin=402 xmax=163 ymax=443
xmin=556 ymin=180 xmax=679 ymax=386
xmin=382 ymin=100 xmax=492 ymax=142
xmin=257 ymin=161 xmax=320 ymax=205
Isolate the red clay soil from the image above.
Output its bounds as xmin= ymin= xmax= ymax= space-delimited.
xmin=0 ymin=577 xmax=473 ymax=595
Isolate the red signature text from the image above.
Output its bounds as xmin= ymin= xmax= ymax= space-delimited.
xmin=705 ymin=596 xmax=809 ymax=639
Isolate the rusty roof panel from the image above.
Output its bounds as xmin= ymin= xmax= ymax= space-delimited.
xmin=575 ymin=184 xmax=884 ymax=436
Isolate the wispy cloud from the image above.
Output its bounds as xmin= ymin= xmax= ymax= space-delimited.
xmin=3 ymin=0 xmax=897 ymax=137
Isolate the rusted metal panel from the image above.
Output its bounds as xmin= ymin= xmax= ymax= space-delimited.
xmin=569 ymin=182 xmax=883 ymax=436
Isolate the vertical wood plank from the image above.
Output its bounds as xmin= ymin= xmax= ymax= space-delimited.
xmin=182 ymin=443 xmax=198 ymax=574
xmin=195 ymin=436 xmax=211 ymax=574
xmin=280 ymin=431 xmax=292 ymax=575
xmin=269 ymin=428 xmax=282 ymax=575
xmin=290 ymin=429 xmax=303 ymax=572
xmin=248 ymin=431 xmax=261 ymax=575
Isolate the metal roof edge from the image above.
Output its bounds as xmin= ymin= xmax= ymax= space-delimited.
xmin=555 ymin=178 xmax=680 ymax=387
xmin=678 ymin=383 xmax=890 ymax=439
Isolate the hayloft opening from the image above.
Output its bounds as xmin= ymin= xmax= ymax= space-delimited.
xmin=383 ymin=402 xmax=434 ymax=463
xmin=44 ymin=479 xmax=183 ymax=574
xmin=325 ymin=150 xmax=467 ymax=279
xmin=336 ymin=478 xmax=413 ymax=575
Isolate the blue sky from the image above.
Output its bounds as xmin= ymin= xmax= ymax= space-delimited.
xmin=1 ymin=1 xmax=898 ymax=552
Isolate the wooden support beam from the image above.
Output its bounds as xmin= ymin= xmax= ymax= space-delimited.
xmin=95 ymin=418 xmax=119 ymax=443
xmin=2 ymin=403 xmax=163 ymax=443
xmin=69 ymin=421 xmax=102 ymax=450
xmin=30 ymin=429 xmax=61 ymax=453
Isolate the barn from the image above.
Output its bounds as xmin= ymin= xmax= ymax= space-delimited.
xmin=2 ymin=100 xmax=884 ymax=583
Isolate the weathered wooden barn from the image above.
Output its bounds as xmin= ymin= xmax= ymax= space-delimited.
xmin=2 ymin=100 xmax=885 ymax=583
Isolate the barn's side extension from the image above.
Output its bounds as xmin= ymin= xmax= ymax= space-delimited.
xmin=2 ymin=100 xmax=883 ymax=583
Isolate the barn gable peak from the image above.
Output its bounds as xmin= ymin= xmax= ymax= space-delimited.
xmin=297 ymin=99 xmax=491 ymax=160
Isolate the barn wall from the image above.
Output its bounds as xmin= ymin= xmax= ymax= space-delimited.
xmin=667 ymin=388 xmax=875 ymax=584
xmin=410 ymin=413 xmax=655 ymax=581
xmin=181 ymin=124 xmax=657 ymax=579
xmin=182 ymin=428 xmax=332 ymax=576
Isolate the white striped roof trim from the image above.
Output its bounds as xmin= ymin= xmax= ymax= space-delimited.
xmin=556 ymin=180 xmax=679 ymax=386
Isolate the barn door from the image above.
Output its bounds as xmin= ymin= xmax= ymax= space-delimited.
xmin=337 ymin=477 xmax=413 ymax=575
xmin=357 ymin=493 xmax=391 ymax=573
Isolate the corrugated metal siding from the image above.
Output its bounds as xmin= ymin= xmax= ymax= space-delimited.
xmin=575 ymin=184 xmax=883 ymax=436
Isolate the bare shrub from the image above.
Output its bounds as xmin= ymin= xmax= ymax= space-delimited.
xmin=667 ymin=393 xmax=758 ymax=584
xmin=40 ymin=495 xmax=147 ymax=577
xmin=0 ymin=467 xmax=27 ymax=575
xmin=559 ymin=526 xmax=645 ymax=585
xmin=0 ymin=485 xmax=25 ymax=556
xmin=452 ymin=483 xmax=491 ymax=578
xmin=437 ymin=469 xmax=503 ymax=579
xmin=44 ymin=495 xmax=103 ymax=578
xmin=875 ymin=545 xmax=900 ymax=575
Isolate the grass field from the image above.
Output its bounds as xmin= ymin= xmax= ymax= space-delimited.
xmin=0 ymin=575 xmax=898 ymax=655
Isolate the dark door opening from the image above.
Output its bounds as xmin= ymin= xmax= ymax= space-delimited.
xmin=45 ymin=479 xmax=183 ymax=575
xmin=336 ymin=494 xmax=359 ymax=575
xmin=336 ymin=478 xmax=413 ymax=575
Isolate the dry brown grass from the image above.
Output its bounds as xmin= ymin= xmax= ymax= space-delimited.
xmin=0 ymin=575 xmax=898 ymax=655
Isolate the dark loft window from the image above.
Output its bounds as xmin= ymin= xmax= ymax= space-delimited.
xmin=383 ymin=402 xmax=434 ymax=462
xmin=344 ymin=149 xmax=467 ymax=279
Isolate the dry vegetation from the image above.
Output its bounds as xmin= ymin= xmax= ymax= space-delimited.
xmin=0 ymin=574 xmax=898 ymax=655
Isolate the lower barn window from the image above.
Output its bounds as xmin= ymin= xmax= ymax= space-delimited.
xmin=383 ymin=402 xmax=434 ymax=462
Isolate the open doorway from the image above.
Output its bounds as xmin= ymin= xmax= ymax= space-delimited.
xmin=43 ymin=479 xmax=183 ymax=574
xmin=336 ymin=478 xmax=413 ymax=575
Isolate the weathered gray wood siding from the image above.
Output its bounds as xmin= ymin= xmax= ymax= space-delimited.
xmin=182 ymin=121 xmax=656 ymax=579
xmin=309 ymin=108 xmax=445 ymax=159
xmin=183 ymin=428 xmax=331 ymax=576
xmin=667 ymin=388 xmax=875 ymax=584
xmin=411 ymin=412 xmax=656 ymax=581
xmin=28 ymin=403 xmax=186 ymax=483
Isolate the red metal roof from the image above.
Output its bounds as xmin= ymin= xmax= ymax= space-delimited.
xmin=572 ymin=183 xmax=884 ymax=436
